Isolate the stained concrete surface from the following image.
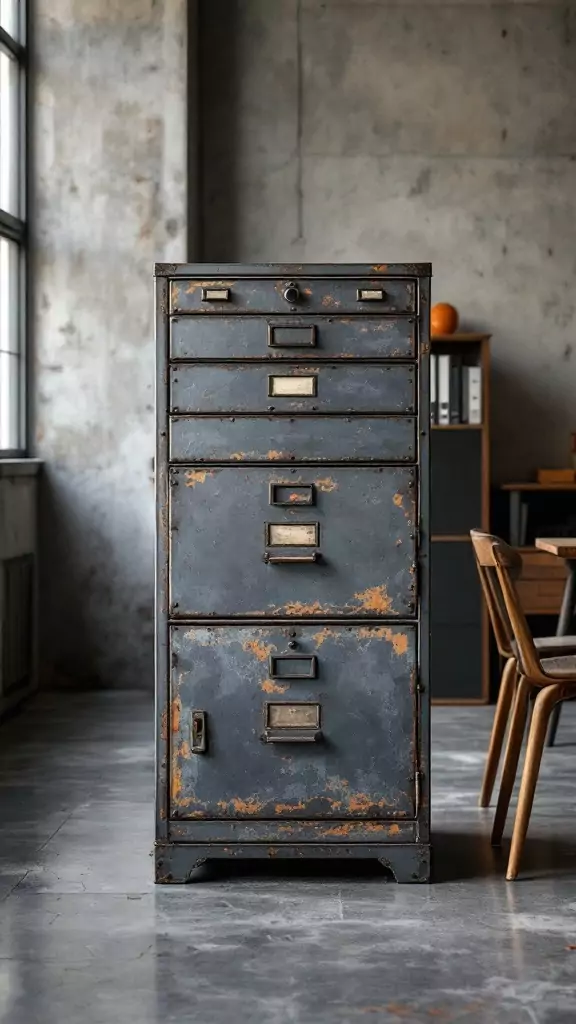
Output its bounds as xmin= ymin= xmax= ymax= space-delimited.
xmin=200 ymin=0 xmax=576 ymax=485
xmin=1 ymin=694 xmax=576 ymax=1022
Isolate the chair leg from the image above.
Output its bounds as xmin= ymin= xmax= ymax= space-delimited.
xmin=506 ymin=684 xmax=565 ymax=880
xmin=479 ymin=657 xmax=517 ymax=808
xmin=491 ymin=675 xmax=532 ymax=846
xmin=546 ymin=702 xmax=562 ymax=748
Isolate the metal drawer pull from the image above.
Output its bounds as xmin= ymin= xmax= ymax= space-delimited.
xmin=264 ymin=702 xmax=321 ymax=743
xmin=268 ymin=325 xmax=317 ymax=348
xmin=269 ymin=483 xmax=315 ymax=507
xmin=265 ymin=729 xmax=322 ymax=743
xmin=191 ymin=710 xmax=207 ymax=753
xmin=202 ymin=287 xmax=230 ymax=302
xmin=357 ymin=288 xmax=385 ymax=301
xmin=269 ymin=654 xmax=318 ymax=679
xmin=263 ymin=552 xmax=319 ymax=564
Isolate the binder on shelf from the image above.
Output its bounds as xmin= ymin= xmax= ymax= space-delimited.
xmin=437 ymin=355 xmax=450 ymax=425
xmin=449 ymin=356 xmax=462 ymax=423
xmin=430 ymin=354 xmax=437 ymax=424
xmin=466 ymin=366 xmax=482 ymax=425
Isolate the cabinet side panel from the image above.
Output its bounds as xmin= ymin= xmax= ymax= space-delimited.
xmin=156 ymin=277 xmax=170 ymax=840
xmin=418 ymin=275 xmax=431 ymax=843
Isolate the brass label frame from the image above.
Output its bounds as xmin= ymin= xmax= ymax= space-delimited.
xmin=265 ymin=522 xmax=319 ymax=547
xmin=268 ymin=374 xmax=317 ymax=398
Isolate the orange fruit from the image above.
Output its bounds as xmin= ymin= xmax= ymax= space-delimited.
xmin=431 ymin=302 xmax=459 ymax=336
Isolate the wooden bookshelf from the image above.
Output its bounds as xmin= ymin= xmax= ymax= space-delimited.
xmin=431 ymin=333 xmax=491 ymax=705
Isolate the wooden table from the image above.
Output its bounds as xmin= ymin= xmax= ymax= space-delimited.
xmin=535 ymin=537 xmax=576 ymax=745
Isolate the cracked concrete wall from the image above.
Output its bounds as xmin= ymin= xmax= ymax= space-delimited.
xmin=200 ymin=0 xmax=576 ymax=482
xmin=33 ymin=0 xmax=188 ymax=688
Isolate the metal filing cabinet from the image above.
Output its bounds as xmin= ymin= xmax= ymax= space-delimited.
xmin=155 ymin=263 xmax=431 ymax=883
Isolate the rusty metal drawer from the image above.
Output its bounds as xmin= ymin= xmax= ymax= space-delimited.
xmin=169 ymin=623 xmax=417 ymax=821
xmin=168 ymin=466 xmax=417 ymax=618
xmin=170 ymin=315 xmax=416 ymax=360
xmin=169 ymin=415 xmax=416 ymax=463
xmin=170 ymin=363 xmax=415 ymax=415
xmin=170 ymin=278 xmax=416 ymax=315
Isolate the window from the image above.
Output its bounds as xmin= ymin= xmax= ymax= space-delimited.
xmin=0 ymin=1 xmax=26 ymax=453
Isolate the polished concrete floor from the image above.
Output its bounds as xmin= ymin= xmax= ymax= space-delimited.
xmin=1 ymin=692 xmax=576 ymax=1023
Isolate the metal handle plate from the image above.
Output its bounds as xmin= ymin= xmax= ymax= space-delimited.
xmin=202 ymin=287 xmax=230 ymax=302
xmin=268 ymin=325 xmax=317 ymax=348
xmin=357 ymin=288 xmax=385 ymax=302
xmin=191 ymin=710 xmax=207 ymax=753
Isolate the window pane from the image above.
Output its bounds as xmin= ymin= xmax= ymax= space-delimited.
xmin=0 ymin=235 xmax=19 ymax=354
xmin=0 ymin=47 xmax=20 ymax=217
xmin=0 ymin=1 xmax=19 ymax=41
xmin=0 ymin=351 xmax=19 ymax=450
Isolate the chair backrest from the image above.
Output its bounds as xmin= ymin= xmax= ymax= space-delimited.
xmin=470 ymin=529 xmax=521 ymax=659
xmin=470 ymin=529 xmax=542 ymax=679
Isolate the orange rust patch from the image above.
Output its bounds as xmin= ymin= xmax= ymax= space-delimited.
xmin=393 ymin=492 xmax=403 ymax=507
xmin=171 ymin=765 xmax=183 ymax=802
xmin=388 ymin=823 xmax=401 ymax=836
xmin=185 ymin=469 xmax=212 ymax=487
xmin=391 ymin=632 xmax=409 ymax=656
xmin=347 ymin=793 xmax=388 ymax=813
xmin=178 ymin=740 xmax=191 ymax=760
xmin=316 ymin=476 xmax=338 ymax=493
xmin=171 ymin=697 xmax=181 ymax=734
xmin=231 ymin=797 xmax=264 ymax=815
xmin=261 ymin=678 xmax=288 ymax=694
xmin=312 ymin=627 xmax=337 ymax=648
xmin=372 ymin=264 xmax=388 ymax=273
xmin=266 ymin=450 xmax=283 ymax=460
xmin=185 ymin=282 xmax=198 ymax=294
xmin=283 ymin=599 xmax=326 ymax=615
xmin=354 ymin=585 xmax=393 ymax=614
xmin=275 ymin=801 xmax=306 ymax=814
xmin=170 ymin=282 xmax=179 ymax=307
xmin=322 ymin=823 xmax=355 ymax=837
xmin=160 ymin=709 xmax=168 ymax=741
xmin=243 ymin=639 xmax=274 ymax=662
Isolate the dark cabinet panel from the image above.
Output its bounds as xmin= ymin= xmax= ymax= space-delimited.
xmin=170 ymin=315 xmax=416 ymax=361
xmin=170 ymin=624 xmax=417 ymax=821
xmin=170 ymin=363 xmax=415 ymax=415
xmin=169 ymin=466 xmax=417 ymax=618
xmin=169 ymin=414 xmax=416 ymax=464
xmin=431 ymin=430 xmax=482 ymax=536
xmin=170 ymin=276 xmax=416 ymax=315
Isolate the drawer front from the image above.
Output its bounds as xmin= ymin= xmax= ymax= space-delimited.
xmin=169 ymin=466 xmax=417 ymax=618
xmin=170 ymin=277 xmax=416 ymax=315
xmin=170 ymin=363 xmax=415 ymax=415
xmin=169 ymin=415 xmax=416 ymax=463
xmin=170 ymin=316 xmax=416 ymax=360
xmin=169 ymin=624 xmax=417 ymax=820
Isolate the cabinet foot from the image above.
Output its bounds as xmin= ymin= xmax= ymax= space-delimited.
xmin=154 ymin=843 xmax=431 ymax=884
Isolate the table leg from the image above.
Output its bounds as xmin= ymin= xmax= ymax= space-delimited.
xmin=547 ymin=558 xmax=576 ymax=747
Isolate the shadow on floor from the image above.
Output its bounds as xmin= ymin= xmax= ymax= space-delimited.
xmin=182 ymin=829 xmax=576 ymax=886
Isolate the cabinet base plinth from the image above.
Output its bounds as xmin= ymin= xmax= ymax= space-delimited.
xmin=154 ymin=842 xmax=431 ymax=884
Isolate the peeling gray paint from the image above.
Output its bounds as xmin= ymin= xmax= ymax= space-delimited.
xmin=33 ymin=0 xmax=187 ymax=688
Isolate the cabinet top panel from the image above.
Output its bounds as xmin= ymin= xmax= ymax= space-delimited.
xmin=155 ymin=262 xmax=432 ymax=279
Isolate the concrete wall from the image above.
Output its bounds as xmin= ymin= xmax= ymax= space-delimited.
xmin=33 ymin=0 xmax=188 ymax=688
xmin=200 ymin=0 xmax=576 ymax=483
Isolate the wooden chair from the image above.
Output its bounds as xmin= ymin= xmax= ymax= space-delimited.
xmin=479 ymin=534 xmax=576 ymax=879
xmin=470 ymin=529 xmax=576 ymax=808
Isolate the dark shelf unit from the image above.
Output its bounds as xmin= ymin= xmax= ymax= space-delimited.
xmin=431 ymin=332 xmax=491 ymax=704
